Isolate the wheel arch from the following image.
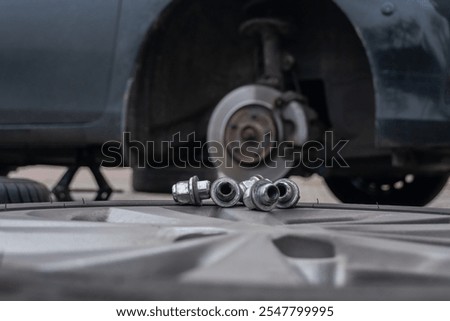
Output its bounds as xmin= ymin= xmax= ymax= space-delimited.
xmin=124 ymin=0 xmax=379 ymax=152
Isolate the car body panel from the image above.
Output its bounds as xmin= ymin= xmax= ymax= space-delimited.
xmin=334 ymin=0 xmax=450 ymax=146
xmin=0 ymin=0 xmax=171 ymax=147
xmin=0 ymin=0 xmax=121 ymax=125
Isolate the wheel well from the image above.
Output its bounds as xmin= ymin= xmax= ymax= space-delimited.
xmin=127 ymin=0 xmax=375 ymax=155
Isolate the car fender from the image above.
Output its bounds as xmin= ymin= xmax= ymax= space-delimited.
xmin=333 ymin=0 xmax=450 ymax=146
xmin=115 ymin=0 xmax=450 ymax=146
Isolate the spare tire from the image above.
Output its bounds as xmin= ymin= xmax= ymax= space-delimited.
xmin=0 ymin=177 xmax=51 ymax=204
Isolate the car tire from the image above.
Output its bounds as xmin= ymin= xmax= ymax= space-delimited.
xmin=325 ymin=173 xmax=448 ymax=206
xmin=133 ymin=167 xmax=218 ymax=194
xmin=0 ymin=177 xmax=51 ymax=204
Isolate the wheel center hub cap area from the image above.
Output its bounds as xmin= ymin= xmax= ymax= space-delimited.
xmin=224 ymin=105 xmax=278 ymax=165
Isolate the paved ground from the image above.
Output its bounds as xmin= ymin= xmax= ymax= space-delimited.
xmin=9 ymin=166 xmax=450 ymax=208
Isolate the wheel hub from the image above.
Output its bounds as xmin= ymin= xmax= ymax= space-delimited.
xmin=208 ymin=85 xmax=292 ymax=181
xmin=224 ymin=105 xmax=278 ymax=165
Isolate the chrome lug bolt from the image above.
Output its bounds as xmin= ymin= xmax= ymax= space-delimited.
xmin=211 ymin=177 xmax=242 ymax=208
xmin=239 ymin=175 xmax=264 ymax=201
xmin=243 ymin=179 xmax=280 ymax=212
xmin=274 ymin=178 xmax=300 ymax=209
xmin=172 ymin=176 xmax=210 ymax=206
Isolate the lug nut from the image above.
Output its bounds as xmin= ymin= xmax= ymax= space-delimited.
xmin=172 ymin=176 xmax=210 ymax=206
xmin=243 ymin=179 xmax=280 ymax=212
xmin=274 ymin=178 xmax=300 ymax=209
xmin=239 ymin=175 xmax=264 ymax=201
xmin=211 ymin=177 xmax=242 ymax=208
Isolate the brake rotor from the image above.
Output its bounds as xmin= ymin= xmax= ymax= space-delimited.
xmin=208 ymin=85 xmax=293 ymax=181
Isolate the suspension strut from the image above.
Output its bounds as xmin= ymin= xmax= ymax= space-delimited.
xmin=240 ymin=18 xmax=292 ymax=89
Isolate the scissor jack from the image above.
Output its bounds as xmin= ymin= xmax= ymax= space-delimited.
xmin=52 ymin=164 xmax=114 ymax=202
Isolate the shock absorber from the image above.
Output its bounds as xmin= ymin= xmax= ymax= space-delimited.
xmin=240 ymin=18 xmax=291 ymax=89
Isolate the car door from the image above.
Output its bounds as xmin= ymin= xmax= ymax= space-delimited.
xmin=0 ymin=0 xmax=121 ymax=125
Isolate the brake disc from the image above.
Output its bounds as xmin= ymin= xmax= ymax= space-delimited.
xmin=207 ymin=84 xmax=294 ymax=181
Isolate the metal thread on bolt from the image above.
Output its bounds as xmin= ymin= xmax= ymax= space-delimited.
xmin=260 ymin=184 xmax=279 ymax=204
xmin=211 ymin=177 xmax=241 ymax=208
xmin=243 ymin=179 xmax=280 ymax=212
xmin=274 ymin=178 xmax=300 ymax=209
xmin=219 ymin=182 xmax=234 ymax=198
xmin=278 ymin=183 xmax=288 ymax=197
